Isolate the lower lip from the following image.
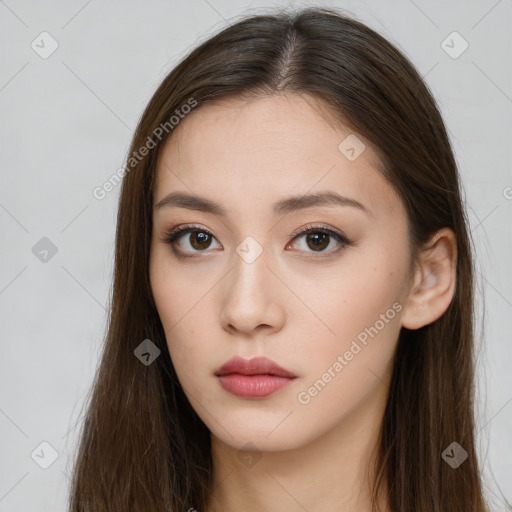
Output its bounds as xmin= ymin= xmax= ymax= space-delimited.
xmin=217 ymin=374 xmax=296 ymax=398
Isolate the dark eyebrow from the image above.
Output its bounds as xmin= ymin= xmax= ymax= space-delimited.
xmin=154 ymin=191 xmax=371 ymax=217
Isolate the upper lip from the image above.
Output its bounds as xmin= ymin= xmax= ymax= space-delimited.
xmin=215 ymin=357 xmax=297 ymax=378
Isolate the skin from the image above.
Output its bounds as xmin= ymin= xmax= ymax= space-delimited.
xmin=149 ymin=93 xmax=457 ymax=512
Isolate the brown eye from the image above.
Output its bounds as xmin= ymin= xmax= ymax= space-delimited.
xmin=288 ymin=225 xmax=351 ymax=257
xmin=162 ymin=223 xmax=353 ymax=260
xmin=161 ymin=225 xmax=221 ymax=257
xmin=189 ymin=231 xmax=213 ymax=250
xmin=305 ymin=232 xmax=330 ymax=251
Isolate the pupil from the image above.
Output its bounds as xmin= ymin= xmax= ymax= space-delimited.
xmin=188 ymin=232 xmax=330 ymax=252
xmin=192 ymin=232 xmax=211 ymax=249
xmin=307 ymin=233 xmax=328 ymax=251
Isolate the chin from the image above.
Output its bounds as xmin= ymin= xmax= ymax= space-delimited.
xmin=205 ymin=407 xmax=315 ymax=453
xmin=212 ymin=426 xmax=306 ymax=453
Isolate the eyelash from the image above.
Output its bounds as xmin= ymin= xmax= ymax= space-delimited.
xmin=160 ymin=223 xmax=354 ymax=260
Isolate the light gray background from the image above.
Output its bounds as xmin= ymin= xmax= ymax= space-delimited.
xmin=1 ymin=0 xmax=511 ymax=510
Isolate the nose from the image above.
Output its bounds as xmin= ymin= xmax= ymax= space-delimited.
xmin=219 ymin=248 xmax=286 ymax=337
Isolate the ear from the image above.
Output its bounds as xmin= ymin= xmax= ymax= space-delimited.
xmin=401 ymin=228 xmax=457 ymax=330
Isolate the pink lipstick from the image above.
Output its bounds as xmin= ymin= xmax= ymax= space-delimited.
xmin=215 ymin=356 xmax=297 ymax=399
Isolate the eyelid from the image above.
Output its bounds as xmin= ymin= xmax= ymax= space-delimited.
xmin=163 ymin=223 xmax=215 ymax=240
xmin=286 ymin=223 xmax=352 ymax=258
xmin=161 ymin=222 xmax=353 ymax=258
xmin=159 ymin=223 xmax=220 ymax=255
xmin=289 ymin=223 xmax=347 ymax=241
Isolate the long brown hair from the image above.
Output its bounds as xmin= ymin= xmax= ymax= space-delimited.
xmin=68 ymin=6 xmax=488 ymax=511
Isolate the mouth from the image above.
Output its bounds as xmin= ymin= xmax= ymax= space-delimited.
xmin=215 ymin=356 xmax=298 ymax=399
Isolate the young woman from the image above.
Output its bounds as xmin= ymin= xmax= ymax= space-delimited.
xmin=68 ymin=6 xmax=488 ymax=511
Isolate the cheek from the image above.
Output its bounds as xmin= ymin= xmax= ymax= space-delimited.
xmin=149 ymin=254 xmax=215 ymax=390
xmin=293 ymin=258 xmax=404 ymax=417
xmin=294 ymin=278 xmax=401 ymax=432
xmin=149 ymin=248 xmax=203 ymax=331
xmin=295 ymin=261 xmax=402 ymax=356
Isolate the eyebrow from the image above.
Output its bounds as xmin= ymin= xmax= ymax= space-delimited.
xmin=154 ymin=191 xmax=371 ymax=217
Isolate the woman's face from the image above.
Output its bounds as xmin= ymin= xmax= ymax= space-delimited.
xmin=149 ymin=93 xmax=413 ymax=452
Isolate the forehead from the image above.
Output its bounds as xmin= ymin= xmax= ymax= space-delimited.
xmin=154 ymin=94 xmax=400 ymax=220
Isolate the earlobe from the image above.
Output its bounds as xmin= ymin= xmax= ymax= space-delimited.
xmin=401 ymin=228 xmax=457 ymax=330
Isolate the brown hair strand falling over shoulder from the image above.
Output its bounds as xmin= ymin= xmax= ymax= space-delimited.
xmin=68 ymin=6 xmax=488 ymax=512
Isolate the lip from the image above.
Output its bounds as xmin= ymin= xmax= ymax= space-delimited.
xmin=215 ymin=357 xmax=297 ymax=399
